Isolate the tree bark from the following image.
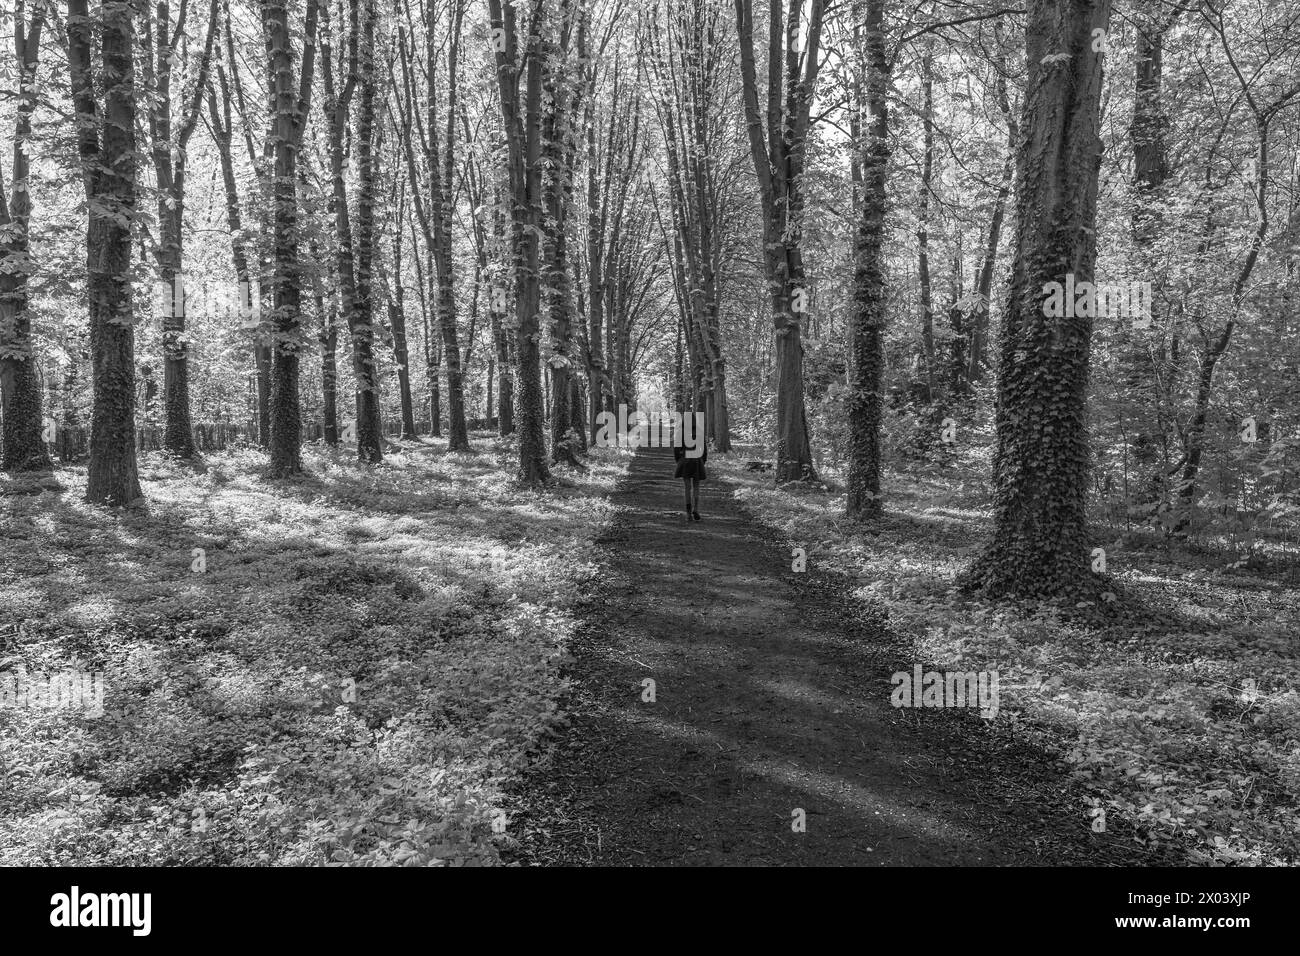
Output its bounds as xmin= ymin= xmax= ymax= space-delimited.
xmin=68 ymin=0 xmax=143 ymax=504
xmin=260 ymin=0 xmax=318 ymax=477
xmin=0 ymin=2 xmax=51 ymax=472
xmin=489 ymin=0 xmax=551 ymax=484
xmin=387 ymin=192 xmax=418 ymax=439
xmin=916 ymin=42 xmax=936 ymax=404
xmin=846 ymin=0 xmax=888 ymax=518
xmin=734 ymin=0 xmax=821 ymax=481
xmin=964 ymin=0 xmax=1112 ymax=597
xmin=145 ymin=0 xmax=218 ymax=459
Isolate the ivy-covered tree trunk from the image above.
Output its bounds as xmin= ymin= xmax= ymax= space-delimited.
xmin=964 ymin=0 xmax=1112 ymax=598
xmin=68 ymin=0 xmax=143 ymax=505
xmin=845 ymin=0 xmax=888 ymax=518
xmin=0 ymin=4 xmax=51 ymax=472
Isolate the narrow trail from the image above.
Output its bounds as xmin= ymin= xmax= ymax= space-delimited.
xmin=508 ymin=445 xmax=1176 ymax=866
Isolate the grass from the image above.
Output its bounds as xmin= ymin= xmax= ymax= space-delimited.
xmin=0 ymin=434 xmax=628 ymax=866
xmin=716 ymin=441 xmax=1300 ymax=866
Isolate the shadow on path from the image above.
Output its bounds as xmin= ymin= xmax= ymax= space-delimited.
xmin=506 ymin=445 xmax=1183 ymax=866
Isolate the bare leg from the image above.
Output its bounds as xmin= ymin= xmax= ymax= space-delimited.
xmin=691 ymin=478 xmax=700 ymax=514
xmin=682 ymin=478 xmax=692 ymax=514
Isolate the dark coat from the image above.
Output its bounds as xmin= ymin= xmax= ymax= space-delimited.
xmin=674 ymin=441 xmax=707 ymax=480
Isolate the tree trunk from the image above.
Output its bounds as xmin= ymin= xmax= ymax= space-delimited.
xmin=585 ymin=100 xmax=606 ymax=441
xmin=734 ymin=0 xmax=822 ymax=482
xmin=916 ymin=43 xmax=936 ymax=405
xmin=351 ymin=0 xmax=383 ymax=462
xmin=388 ymin=203 xmax=418 ymax=440
xmin=543 ymin=3 xmax=581 ymax=465
xmin=206 ymin=70 xmax=269 ymax=448
xmin=387 ymin=276 xmax=418 ymax=440
xmin=68 ymin=0 xmax=143 ymax=504
xmin=493 ymin=290 xmax=513 ymax=436
xmin=1126 ymin=19 xmax=1168 ymax=504
xmin=430 ymin=0 xmax=470 ymax=450
xmin=489 ymin=0 xmax=551 ymax=484
xmin=966 ymin=31 xmax=1017 ymax=390
xmin=964 ymin=0 xmax=1112 ymax=597
xmin=486 ymin=192 xmax=514 ymax=436
xmin=321 ymin=303 xmax=339 ymax=445
xmin=323 ymin=0 xmax=382 ymax=463
xmin=0 ymin=5 xmax=51 ymax=472
xmin=846 ymin=0 xmax=888 ymax=518
xmin=260 ymin=0 xmax=318 ymax=477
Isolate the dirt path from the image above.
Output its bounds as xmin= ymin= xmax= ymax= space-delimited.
xmin=507 ymin=445 xmax=1179 ymax=866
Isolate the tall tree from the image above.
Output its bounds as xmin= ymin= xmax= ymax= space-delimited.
xmin=67 ymin=0 xmax=143 ymax=504
xmin=845 ymin=0 xmax=888 ymax=518
xmin=429 ymin=0 xmax=470 ymax=450
xmin=207 ymin=0 xmax=273 ymax=446
xmin=542 ymin=0 xmax=582 ymax=464
xmin=260 ymin=0 xmax=319 ymax=477
xmin=384 ymin=180 xmax=418 ymax=439
xmin=489 ymin=188 xmax=514 ymax=434
xmin=396 ymin=0 xmax=470 ymax=450
xmin=734 ymin=0 xmax=823 ymax=481
xmin=962 ymin=28 xmax=1017 ymax=392
xmin=488 ymin=0 xmax=551 ymax=483
xmin=915 ymin=42 xmax=936 ymax=404
xmin=322 ymin=0 xmax=383 ymax=462
xmin=0 ymin=0 xmax=51 ymax=472
xmin=205 ymin=3 xmax=263 ymax=441
xmin=647 ymin=0 xmax=735 ymax=451
xmin=1174 ymin=2 xmax=1300 ymax=530
xmin=142 ymin=0 xmax=219 ymax=459
xmin=964 ymin=0 xmax=1112 ymax=597
xmin=1122 ymin=4 xmax=1173 ymax=505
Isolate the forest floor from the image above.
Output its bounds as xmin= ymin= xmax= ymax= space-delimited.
xmin=714 ymin=447 xmax=1300 ymax=867
xmin=505 ymin=445 xmax=1196 ymax=865
xmin=4 ymin=433 xmax=1293 ymax=866
xmin=0 ymin=435 xmax=626 ymax=866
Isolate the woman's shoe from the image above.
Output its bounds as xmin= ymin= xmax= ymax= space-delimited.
xmin=692 ymin=511 xmax=701 ymax=522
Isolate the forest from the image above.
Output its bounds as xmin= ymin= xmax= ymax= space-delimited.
xmin=0 ymin=0 xmax=1297 ymax=868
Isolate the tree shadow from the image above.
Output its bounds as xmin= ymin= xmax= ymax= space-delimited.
xmin=506 ymin=445 xmax=1196 ymax=866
